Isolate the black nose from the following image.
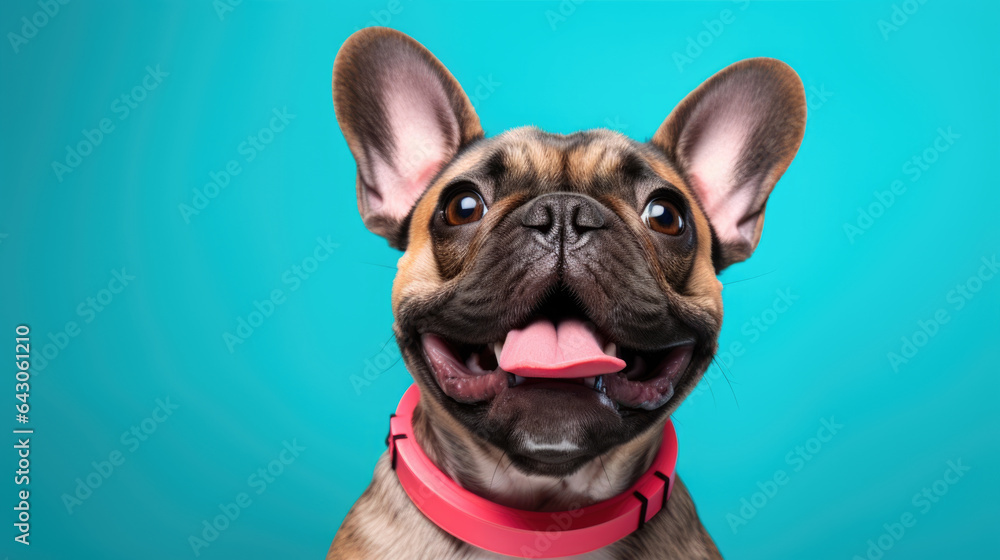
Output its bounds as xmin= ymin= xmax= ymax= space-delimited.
xmin=522 ymin=193 xmax=605 ymax=247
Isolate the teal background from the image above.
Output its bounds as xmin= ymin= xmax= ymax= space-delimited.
xmin=2 ymin=1 xmax=998 ymax=558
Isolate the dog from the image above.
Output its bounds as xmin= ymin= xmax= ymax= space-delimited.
xmin=328 ymin=27 xmax=805 ymax=559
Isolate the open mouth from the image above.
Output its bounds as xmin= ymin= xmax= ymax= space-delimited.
xmin=420 ymin=292 xmax=694 ymax=411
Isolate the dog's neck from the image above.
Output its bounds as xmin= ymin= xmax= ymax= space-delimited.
xmin=411 ymin=398 xmax=664 ymax=511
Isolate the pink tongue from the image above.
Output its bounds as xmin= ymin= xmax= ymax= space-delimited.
xmin=499 ymin=318 xmax=626 ymax=378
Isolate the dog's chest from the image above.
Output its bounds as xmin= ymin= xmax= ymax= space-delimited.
xmin=463 ymin=446 xmax=624 ymax=511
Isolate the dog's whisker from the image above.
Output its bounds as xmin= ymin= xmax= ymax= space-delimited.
xmin=597 ymin=455 xmax=613 ymax=492
xmin=379 ymin=331 xmax=396 ymax=352
xmin=537 ymin=477 xmax=565 ymax=502
xmin=712 ymin=357 xmax=740 ymax=409
xmin=712 ymin=355 xmax=734 ymax=378
xmin=360 ymin=261 xmax=399 ymax=271
xmin=488 ymin=450 xmax=507 ymax=495
xmin=385 ymin=355 xmax=403 ymax=372
xmin=722 ymin=270 xmax=777 ymax=286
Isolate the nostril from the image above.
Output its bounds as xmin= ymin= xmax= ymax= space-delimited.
xmin=522 ymin=203 xmax=553 ymax=232
xmin=522 ymin=193 xmax=605 ymax=240
xmin=571 ymin=203 xmax=604 ymax=232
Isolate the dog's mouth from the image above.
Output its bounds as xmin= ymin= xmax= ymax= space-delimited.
xmin=420 ymin=294 xmax=694 ymax=411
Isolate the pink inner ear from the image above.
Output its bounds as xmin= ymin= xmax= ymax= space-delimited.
xmin=686 ymin=111 xmax=762 ymax=252
xmin=364 ymin=64 xmax=459 ymax=222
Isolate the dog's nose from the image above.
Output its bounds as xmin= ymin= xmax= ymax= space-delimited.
xmin=522 ymin=193 xmax=605 ymax=246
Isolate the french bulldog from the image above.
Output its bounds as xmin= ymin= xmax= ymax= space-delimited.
xmin=328 ymin=27 xmax=805 ymax=559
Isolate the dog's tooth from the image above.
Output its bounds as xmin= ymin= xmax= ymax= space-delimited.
xmin=595 ymin=375 xmax=606 ymax=393
xmin=583 ymin=376 xmax=596 ymax=389
xmin=513 ymin=374 xmax=526 ymax=387
xmin=493 ymin=342 xmax=504 ymax=362
xmin=603 ymin=342 xmax=617 ymax=358
xmin=466 ymin=354 xmax=484 ymax=373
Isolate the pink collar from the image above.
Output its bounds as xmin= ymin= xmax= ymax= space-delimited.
xmin=387 ymin=384 xmax=678 ymax=558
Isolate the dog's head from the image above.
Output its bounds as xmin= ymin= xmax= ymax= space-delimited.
xmin=333 ymin=28 xmax=805 ymax=476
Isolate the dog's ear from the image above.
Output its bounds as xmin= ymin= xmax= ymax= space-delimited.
xmin=333 ymin=27 xmax=483 ymax=249
xmin=652 ymin=58 xmax=806 ymax=270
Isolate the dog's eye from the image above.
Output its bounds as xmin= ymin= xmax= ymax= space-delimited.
xmin=443 ymin=190 xmax=487 ymax=226
xmin=642 ymin=198 xmax=684 ymax=235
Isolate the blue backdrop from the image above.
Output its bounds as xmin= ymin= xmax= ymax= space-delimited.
xmin=2 ymin=1 xmax=997 ymax=559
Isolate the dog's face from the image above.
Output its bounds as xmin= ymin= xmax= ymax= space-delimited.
xmin=334 ymin=28 xmax=805 ymax=476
